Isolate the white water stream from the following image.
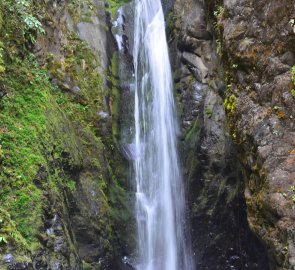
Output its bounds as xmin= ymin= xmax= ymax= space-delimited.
xmin=133 ymin=0 xmax=193 ymax=269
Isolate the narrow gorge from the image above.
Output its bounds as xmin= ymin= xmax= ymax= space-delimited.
xmin=0 ymin=0 xmax=294 ymax=270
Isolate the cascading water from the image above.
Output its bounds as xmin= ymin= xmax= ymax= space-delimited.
xmin=132 ymin=0 xmax=193 ymax=269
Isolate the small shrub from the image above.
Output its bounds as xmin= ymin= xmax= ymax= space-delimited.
xmin=15 ymin=0 xmax=46 ymax=43
xmin=0 ymin=236 xmax=8 ymax=244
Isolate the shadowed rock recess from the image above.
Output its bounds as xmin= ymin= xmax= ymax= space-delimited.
xmin=0 ymin=0 xmax=294 ymax=269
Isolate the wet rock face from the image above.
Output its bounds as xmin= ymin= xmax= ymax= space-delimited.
xmin=218 ymin=0 xmax=295 ymax=269
xmin=170 ymin=0 xmax=269 ymax=269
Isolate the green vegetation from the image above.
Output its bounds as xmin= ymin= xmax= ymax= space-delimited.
xmin=0 ymin=0 xmax=132 ymax=260
xmin=67 ymin=0 xmax=99 ymax=24
xmin=14 ymin=0 xmax=45 ymax=43
xmin=106 ymin=0 xmax=131 ymax=16
xmin=213 ymin=4 xmax=224 ymax=57
xmin=0 ymin=54 xmax=58 ymax=249
xmin=205 ymin=107 xmax=213 ymax=118
xmin=289 ymin=186 xmax=295 ymax=204
xmin=291 ymin=66 xmax=295 ymax=98
xmin=0 ymin=44 xmax=5 ymax=74
xmin=224 ymin=94 xmax=237 ymax=114
xmin=213 ymin=5 xmax=224 ymax=20
xmin=166 ymin=11 xmax=180 ymax=43
xmin=291 ymin=66 xmax=295 ymax=82
xmin=0 ymin=0 xmax=48 ymax=248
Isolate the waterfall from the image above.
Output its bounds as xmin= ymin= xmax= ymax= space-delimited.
xmin=132 ymin=0 xmax=193 ymax=269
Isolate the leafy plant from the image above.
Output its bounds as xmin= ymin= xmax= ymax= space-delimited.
xmin=16 ymin=0 xmax=30 ymax=7
xmin=66 ymin=180 xmax=76 ymax=191
xmin=0 ymin=236 xmax=8 ymax=244
xmin=15 ymin=0 xmax=46 ymax=43
xmin=23 ymin=15 xmax=45 ymax=34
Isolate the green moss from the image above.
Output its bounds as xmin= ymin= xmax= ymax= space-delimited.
xmin=67 ymin=0 xmax=98 ymax=24
xmin=291 ymin=66 xmax=295 ymax=98
xmin=106 ymin=0 xmax=131 ymax=17
xmin=0 ymin=0 xmax=132 ymax=262
xmin=1 ymin=0 xmax=45 ymax=45
xmin=291 ymin=66 xmax=295 ymax=84
xmin=0 ymin=8 xmax=106 ymax=251
xmin=0 ymin=56 xmax=53 ymax=248
xmin=205 ymin=107 xmax=213 ymax=118
xmin=0 ymin=208 xmax=28 ymax=252
xmin=224 ymin=94 xmax=236 ymax=114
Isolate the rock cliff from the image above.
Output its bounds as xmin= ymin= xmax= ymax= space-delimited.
xmin=169 ymin=0 xmax=294 ymax=269
xmin=218 ymin=0 xmax=295 ymax=269
xmin=0 ymin=0 xmax=133 ymax=269
xmin=169 ymin=0 xmax=269 ymax=268
xmin=0 ymin=0 xmax=294 ymax=269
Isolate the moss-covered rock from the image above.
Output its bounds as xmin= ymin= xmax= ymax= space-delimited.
xmin=0 ymin=0 xmax=133 ymax=269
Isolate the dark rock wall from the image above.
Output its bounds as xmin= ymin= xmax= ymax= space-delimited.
xmin=169 ymin=0 xmax=269 ymax=269
xmin=217 ymin=0 xmax=295 ymax=269
xmin=169 ymin=0 xmax=295 ymax=269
